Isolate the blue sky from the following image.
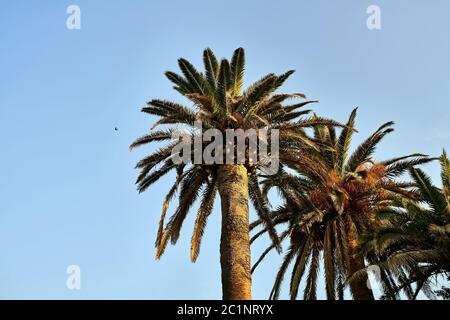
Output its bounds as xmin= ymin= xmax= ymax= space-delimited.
xmin=0 ymin=0 xmax=449 ymax=299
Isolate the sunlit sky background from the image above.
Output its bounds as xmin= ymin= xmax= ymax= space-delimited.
xmin=0 ymin=0 xmax=449 ymax=299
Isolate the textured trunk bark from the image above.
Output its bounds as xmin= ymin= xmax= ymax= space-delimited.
xmin=217 ymin=164 xmax=252 ymax=300
xmin=348 ymin=236 xmax=375 ymax=300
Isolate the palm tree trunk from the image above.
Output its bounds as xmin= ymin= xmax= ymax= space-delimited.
xmin=347 ymin=234 xmax=375 ymax=300
xmin=217 ymin=164 xmax=252 ymax=300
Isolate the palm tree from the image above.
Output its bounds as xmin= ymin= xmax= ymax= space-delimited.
xmin=251 ymin=108 xmax=432 ymax=300
xmin=357 ymin=150 xmax=449 ymax=299
xmin=129 ymin=48 xmax=341 ymax=299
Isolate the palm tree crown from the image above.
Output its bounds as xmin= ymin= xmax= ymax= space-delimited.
xmin=251 ymin=108 xmax=433 ymax=300
xmin=358 ymin=150 xmax=450 ymax=299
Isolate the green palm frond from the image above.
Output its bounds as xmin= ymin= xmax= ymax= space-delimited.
xmin=269 ymin=244 xmax=299 ymax=300
xmin=282 ymin=100 xmax=319 ymax=113
xmin=324 ymin=223 xmax=336 ymax=300
xmin=143 ymin=99 xmax=197 ymax=127
xmin=156 ymin=165 xmax=185 ymax=249
xmin=215 ymin=59 xmax=230 ymax=114
xmin=165 ymin=71 xmax=194 ymax=95
xmin=191 ymin=176 xmax=217 ymax=262
xmin=346 ymin=121 xmax=394 ymax=172
xmin=169 ymin=167 xmax=207 ymax=244
xmin=134 ymin=142 xmax=178 ymax=184
xmin=384 ymin=155 xmax=436 ymax=178
xmin=303 ymin=244 xmax=320 ymax=300
xmin=335 ymin=108 xmax=357 ymax=173
xmin=203 ymin=48 xmax=219 ymax=92
xmin=409 ymin=167 xmax=446 ymax=215
xmin=249 ymin=175 xmax=281 ymax=252
xmin=251 ymin=230 xmax=290 ymax=274
xmin=245 ymin=70 xmax=296 ymax=116
xmin=274 ymin=116 xmax=347 ymax=131
xmin=129 ymin=129 xmax=175 ymax=152
xmin=237 ymin=74 xmax=277 ymax=114
xmin=138 ymin=160 xmax=178 ymax=193
xmin=290 ymin=236 xmax=312 ymax=300
xmin=230 ymin=47 xmax=245 ymax=97
xmin=178 ymin=58 xmax=206 ymax=94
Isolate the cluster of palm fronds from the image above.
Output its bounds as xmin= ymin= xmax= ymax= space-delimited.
xmin=131 ymin=47 xmax=449 ymax=300
xmin=353 ymin=152 xmax=450 ymax=300
xmin=253 ymin=115 xmax=449 ymax=299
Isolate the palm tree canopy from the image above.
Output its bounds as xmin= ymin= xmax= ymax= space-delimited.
xmin=251 ymin=108 xmax=434 ymax=300
xmin=130 ymin=48 xmax=342 ymax=262
xmin=357 ymin=150 xmax=450 ymax=299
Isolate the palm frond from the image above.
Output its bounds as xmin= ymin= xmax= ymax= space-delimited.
xmin=252 ymin=230 xmax=290 ymax=274
xmin=169 ymin=168 xmax=207 ymax=244
xmin=269 ymin=244 xmax=299 ymax=300
xmin=230 ymin=47 xmax=245 ymax=97
xmin=203 ymin=48 xmax=219 ymax=92
xmin=129 ymin=129 xmax=174 ymax=152
xmin=237 ymin=74 xmax=277 ymax=114
xmin=137 ymin=160 xmax=177 ymax=193
xmin=335 ymin=108 xmax=357 ymax=173
xmin=384 ymin=155 xmax=436 ymax=178
xmin=190 ymin=176 xmax=217 ymax=262
xmin=165 ymin=71 xmax=193 ymax=94
xmin=155 ymin=165 xmax=185 ymax=249
xmin=324 ymin=223 xmax=336 ymax=300
xmin=290 ymin=236 xmax=312 ymax=300
xmin=249 ymin=175 xmax=281 ymax=251
xmin=178 ymin=58 xmax=205 ymax=94
xmin=409 ymin=167 xmax=446 ymax=214
xmin=215 ymin=59 xmax=230 ymax=114
xmin=346 ymin=121 xmax=394 ymax=172
xmin=303 ymin=244 xmax=320 ymax=300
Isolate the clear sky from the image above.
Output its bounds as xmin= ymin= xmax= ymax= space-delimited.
xmin=0 ymin=0 xmax=449 ymax=299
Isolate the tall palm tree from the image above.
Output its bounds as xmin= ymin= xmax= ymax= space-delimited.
xmin=251 ymin=108 xmax=432 ymax=300
xmin=357 ymin=150 xmax=449 ymax=299
xmin=130 ymin=48 xmax=341 ymax=299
